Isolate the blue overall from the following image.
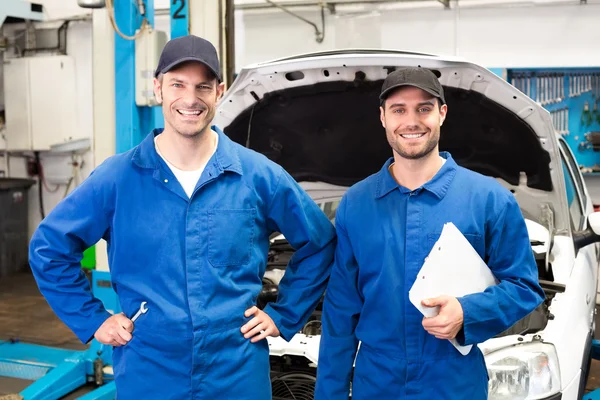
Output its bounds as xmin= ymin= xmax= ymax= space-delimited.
xmin=29 ymin=127 xmax=336 ymax=399
xmin=315 ymin=153 xmax=545 ymax=400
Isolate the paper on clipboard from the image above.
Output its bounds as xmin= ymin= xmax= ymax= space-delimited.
xmin=408 ymin=222 xmax=498 ymax=355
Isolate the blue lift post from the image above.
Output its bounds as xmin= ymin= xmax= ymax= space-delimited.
xmin=0 ymin=0 xmax=186 ymax=398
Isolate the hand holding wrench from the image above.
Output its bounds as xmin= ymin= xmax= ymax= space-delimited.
xmin=130 ymin=301 xmax=149 ymax=323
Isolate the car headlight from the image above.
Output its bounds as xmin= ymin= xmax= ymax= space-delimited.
xmin=486 ymin=342 xmax=561 ymax=400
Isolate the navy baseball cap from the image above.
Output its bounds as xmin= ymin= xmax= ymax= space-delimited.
xmin=380 ymin=67 xmax=445 ymax=105
xmin=154 ymin=35 xmax=221 ymax=81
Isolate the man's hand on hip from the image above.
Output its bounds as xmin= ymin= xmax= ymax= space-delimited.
xmin=94 ymin=313 xmax=134 ymax=346
xmin=241 ymin=306 xmax=280 ymax=343
xmin=421 ymin=295 xmax=464 ymax=340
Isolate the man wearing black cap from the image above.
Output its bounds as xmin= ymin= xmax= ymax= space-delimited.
xmin=29 ymin=35 xmax=336 ymax=399
xmin=314 ymin=67 xmax=544 ymax=399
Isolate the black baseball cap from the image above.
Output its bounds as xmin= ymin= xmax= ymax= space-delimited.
xmin=379 ymin=67 xmax=445 ymax=105
xmin=154 ymin=35 xmax=221 ymax=81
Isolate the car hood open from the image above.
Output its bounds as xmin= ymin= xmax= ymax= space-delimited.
xmin=215 ymin=50 xmax=569 ymax=229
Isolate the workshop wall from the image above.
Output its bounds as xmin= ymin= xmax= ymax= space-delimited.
xmin=29 ymin=0 xmax=600 ymax=72
xmin=33 ymin=0 xmax=92 ymax=20
xmin=4 ymin=0 xmax=600 ymax=237
xmin=233 ymin=1 xmax=600 ymax=70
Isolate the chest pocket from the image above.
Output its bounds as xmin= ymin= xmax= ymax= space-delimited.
xmin=427 ymin=232 xmax=483 ymax=256
xmin=208 ymin=208 xmax=256 ymax=267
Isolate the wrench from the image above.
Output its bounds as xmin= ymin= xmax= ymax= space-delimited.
xmin=587 ymin=74 xmax=590 ymax=92
xmin=585 ymin=74 xmax=590 ymax=92
xmin=541 ymin=76 xmax=546 ymax=104
xmin=556 ymin=110 xmax=561 ymax=134
xmin=569 ymin=75 xmax=573 ymax=98
xmin=130 ymin=301 xmax=149 ymax=322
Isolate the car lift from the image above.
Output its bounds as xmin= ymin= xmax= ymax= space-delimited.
xmin=0 ymin=0 xmax=188 ymax=398
xmin=0 ymin=273 xmax=118 ymax=400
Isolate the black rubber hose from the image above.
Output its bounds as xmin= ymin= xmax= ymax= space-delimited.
xmin=34 ymin=151 xmax=45 ymax=220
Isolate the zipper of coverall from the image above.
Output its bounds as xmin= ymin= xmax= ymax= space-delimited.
xmin=184 ymin=170 xmax=221 ymax=393
xmin=406 ymin=187 xmax=422 ymax=362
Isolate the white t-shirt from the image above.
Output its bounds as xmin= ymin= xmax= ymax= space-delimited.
xmin=155 ymin=131 xmax=219 ymax=198
xmin=389 ymin=156 xmax=447 ymax=174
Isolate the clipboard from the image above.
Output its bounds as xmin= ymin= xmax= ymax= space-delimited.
xmin=408 ymin=222 xmax=498 ymax=355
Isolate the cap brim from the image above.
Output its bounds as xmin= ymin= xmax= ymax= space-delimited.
xmin=156 ymin=56 xmax=221 ymax=81
xmin=379 ymin=83 xmax=444 ymax=104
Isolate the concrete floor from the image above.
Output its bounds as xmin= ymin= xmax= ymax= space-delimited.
xmin=589 ymin=360 xmax=600 ymax=395
xmin=0 ymin=272 xmax=90 ymax=399
xmin=1 ymin=270 xmax=600 ymax=398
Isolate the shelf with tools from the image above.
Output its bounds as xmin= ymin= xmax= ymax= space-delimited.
xmin=507 ymin=68 xmax=600 ymax=173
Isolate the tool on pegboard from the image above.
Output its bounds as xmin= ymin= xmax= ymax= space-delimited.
xmin=570 ymin=73 xmax=581 ymax=98
xmin=569 ymin=74 xmax=574 ymax=98
xmin=582 ymin=131 xmax=600 ymax=152
xmin=536 ymin=73 xmax=564 ymax=106
xmin=552 ymin=75 xmax=556 ymax=104
xmin=509 ymin=67 xmax=600 ymax=174
xmin=592 ymin=101 xmax=600 ymax=125
xmin=512 ymin=72 xmax=533 ymax=99
xmin=551 ymin=74 xmax=560 ymax=103
xmin=553 ymin=73 xmax=565 ymax=103
xmin=551 ymin=107 xmax=569 ymax=135
xmin=540 ymin=74 xmax=548 ymax=104
xmin=582 ymin=101 xmax=594 ymax=127
xmin=593 ymin=73 xmax=600 ymax=101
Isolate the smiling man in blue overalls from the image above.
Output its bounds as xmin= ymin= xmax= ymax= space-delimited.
xmin=29 ymin=35 xmax=336 ymax=399
xmin=315 ymin=67 xmax=544 ymax=399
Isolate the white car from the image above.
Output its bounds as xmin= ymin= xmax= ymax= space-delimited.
xmin=215 ymin=50 xmax=600 ymax=400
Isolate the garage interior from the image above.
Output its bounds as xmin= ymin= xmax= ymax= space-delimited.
xmin=1 ymin=0 xmax=600 ymax=399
